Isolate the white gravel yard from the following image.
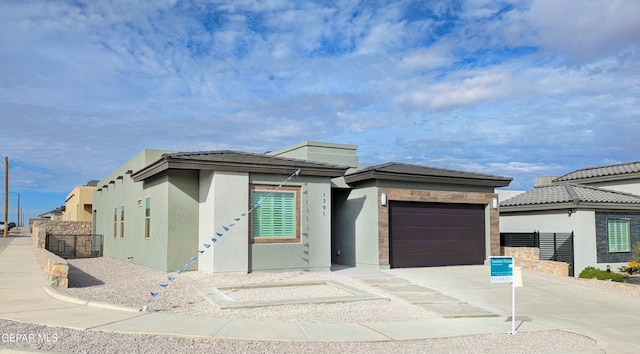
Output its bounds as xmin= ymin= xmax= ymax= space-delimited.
xmin=57 ymin=257 xmax=439 ymax=323
xmin=221 ymin=283 xmax=355 ymax=302
xmin=0 ymin=256 xmax=612 ymax=353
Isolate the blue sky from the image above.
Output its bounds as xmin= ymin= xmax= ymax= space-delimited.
xmin=1 ymin=0 xmax=639 ymax=222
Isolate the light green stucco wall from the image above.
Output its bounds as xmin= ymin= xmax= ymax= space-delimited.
xmin=166 ymin=170 xmax=199 ymax=271
xmin=268 ymin=141 xmax=358 ymax=168
xmin=198 ymin=171 xmax=250 ymax=273
xmin=351 ymin=187 xmax=380 ymax=268
xmin=96 ymin=152 xmax=335 ymax=273
xmin=331 ymin=186 xmax=379 ymax=268
xmin=94 ymin=150 xmax=170 ymax=270
xmin=93 ymin=149 xmax=203 ymax=272
xmin=249 ymin=174 xmax=332 ymax=272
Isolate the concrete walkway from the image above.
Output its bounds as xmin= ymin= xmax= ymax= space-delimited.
xmin=1 ymin=228 xmax=638 ymax=352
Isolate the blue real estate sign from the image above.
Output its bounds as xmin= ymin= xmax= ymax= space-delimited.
xmin=490 ymin=256 xmax=514 ymax=283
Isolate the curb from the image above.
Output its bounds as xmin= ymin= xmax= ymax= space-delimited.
xmin=43 ymin=287 xmax=141 ymax=313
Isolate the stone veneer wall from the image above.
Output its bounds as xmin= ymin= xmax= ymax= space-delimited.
xmin=30 ymin=220 xmax=92 ymax=288
xmin=31 ymin=220 xmax=92 ymax=249
xmin=501 ymin=246 xmax=569 ymax=276
xmin=377 ymin=188 xmax=498 ymax=267
xmin=34 ymin=248 xmax=69 ymax=288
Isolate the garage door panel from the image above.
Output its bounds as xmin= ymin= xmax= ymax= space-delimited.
xmin=393 ymin=227 xmax=485 ymax=241
xmin=390 ymin=201 xmax=485 ymax=268
xmin=393 ymin=240 xmax=482 ymax=254
xmin=393 ymin=216 xmax=481 ymax=227
xmin=394 ymin=253 xmax=485 ymax=268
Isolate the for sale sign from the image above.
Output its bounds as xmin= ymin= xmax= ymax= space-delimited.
xmin=490 ymin=256 xmax=514 ymax=283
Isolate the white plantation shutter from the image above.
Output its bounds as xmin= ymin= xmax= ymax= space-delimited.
xmin=252 ymin=191 xmax=296 ymax=237
xmin=608 ymin=219 xmax=630 ymax=253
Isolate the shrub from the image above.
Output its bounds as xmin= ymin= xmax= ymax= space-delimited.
xmin=579 ymin=266 xmax=627 ymax=282
xmin=626 ymin=243 xmax=640 ymax=273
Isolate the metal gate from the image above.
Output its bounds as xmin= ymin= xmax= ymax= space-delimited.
xmin=539 ymin=232 xmax=575 ymax=276
xmin=500 ymin=232 xmax=539 ymax=247
xmin=500 ymin=231 xmax=575 ymax=276
xmin=45 ymin=234 xmax=103 ymax=259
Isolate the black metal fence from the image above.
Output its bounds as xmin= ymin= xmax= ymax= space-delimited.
xmin=500 ymin=232 xmax=540 ymax=247
xmin=500 ymin=231 xmax=575 ymax=276
xmin=45 ymin=234 xmax=103 ymax=259
xmin=539 ymin=232 xmax=574 ymax=276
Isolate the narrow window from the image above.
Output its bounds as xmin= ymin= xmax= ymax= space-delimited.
xmin=608 ymin=218 xmax=630 ymax=253
xmin=120 ymin=205 xmax=125 ymax=239
xmin=144 ymin=197 xmax=151 ymax=239
xmin=113 ymin=207 xmax=118 ymax=239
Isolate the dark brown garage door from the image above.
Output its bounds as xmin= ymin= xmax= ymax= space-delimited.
xmin=389 ymin=201 xmax=485 ymax=268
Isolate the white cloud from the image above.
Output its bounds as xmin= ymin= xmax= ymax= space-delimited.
xmin=399 ymin=42 xmax=454 ymax=70
xmin=505 ymin=0 xmax=640 ymax=64
xmin=397 ymin=70 xmax=512 ymax=110
xmin=1 ymin=0 xmax=639 ymax=217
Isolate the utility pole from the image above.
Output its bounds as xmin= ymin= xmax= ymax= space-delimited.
xmin=17 ymin=193 xmax=20 ymax=227
xmin=4 ymin=156 xmax=7 ymax=238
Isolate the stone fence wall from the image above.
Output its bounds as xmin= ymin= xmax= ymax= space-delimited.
xmin=34 ymin=248 xmax=69 ymax=288
xmin=31 ymin=220 xmax=91 ymax=288
xmin=31 ymin=220 xmax=92 ymax=249
xmin=501 ymin=246 xmax=569 ymax=276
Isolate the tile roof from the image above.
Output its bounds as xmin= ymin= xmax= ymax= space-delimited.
xmin=132 ymin=150 xmax=349 ymax=182
xmin=345 ymin=162 xmax=512 ymax=187
xmin=164 ymin=150 xmax=345 ymax=169
xmin=500 ymin=184 xmax=640 ymax=207
xmin=554 ymin=161 xmax=640 ymax=183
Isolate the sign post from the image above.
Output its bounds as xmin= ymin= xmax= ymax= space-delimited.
xmin=490 ymin=256 xmax=519 ymax=334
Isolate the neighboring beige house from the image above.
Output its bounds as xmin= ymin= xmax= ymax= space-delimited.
xmin=65 ymin=180 xmax=99 ymax=222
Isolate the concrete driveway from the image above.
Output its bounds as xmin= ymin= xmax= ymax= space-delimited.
xmin=386 ymin=265 xmax=640 ymax=353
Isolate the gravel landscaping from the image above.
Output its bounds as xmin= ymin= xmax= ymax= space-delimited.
xmin=4 ymin=255 xmax=629 ymax=353
xmin=57 ymin=257 xmax=438 ymax=323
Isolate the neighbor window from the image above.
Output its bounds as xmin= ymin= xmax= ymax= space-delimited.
xmin=250 ymin=185 xmax=300 ymax=243
xmin=607 ymin=218 xmax=631 ymax=253
xmin=144 ymin=197 xmax=151 ymax=239
xmin=113 ymin=207 xmax=118 ymax=239
xmin=120 ymin=205 xmax=125 ymax=239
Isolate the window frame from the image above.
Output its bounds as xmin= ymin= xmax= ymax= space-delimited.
xmin=113 ymin=207 xmax=118 ymax=239
xmin=120 ymin=205 xmax=125 ymax=239
xmin=607 ymin=218 xmax=631 ymax=253
xmin=250 ymin=185 xmax=301 ymax=244
xmin=144 ymin=196 xmax=151 ymax=240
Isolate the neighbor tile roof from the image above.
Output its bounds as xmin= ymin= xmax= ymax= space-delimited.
xmin=500 ymin=184 xmax=640 ymax=207
xmin=554 ymin=161 xmax=640 ymax=183
xmin=345 ymin=162 xmax=512 ymax=187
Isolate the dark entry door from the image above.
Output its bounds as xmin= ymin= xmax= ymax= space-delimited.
xmin=389 ymin=201 xmax=485 ymax=268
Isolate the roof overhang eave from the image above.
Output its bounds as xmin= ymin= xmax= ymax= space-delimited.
xmin=500 ymin=202 xmax=640 ymax=213
xmin=555 ymin=173 xmax=640 ymax=184
xmin=345 ymin=171 xmax=512 ymax=187
xmin=132 ymin=159 xmax=346 ymax=182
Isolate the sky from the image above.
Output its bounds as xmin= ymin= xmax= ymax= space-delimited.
xmin=1 ymin=0 xmax=639 ymax=222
